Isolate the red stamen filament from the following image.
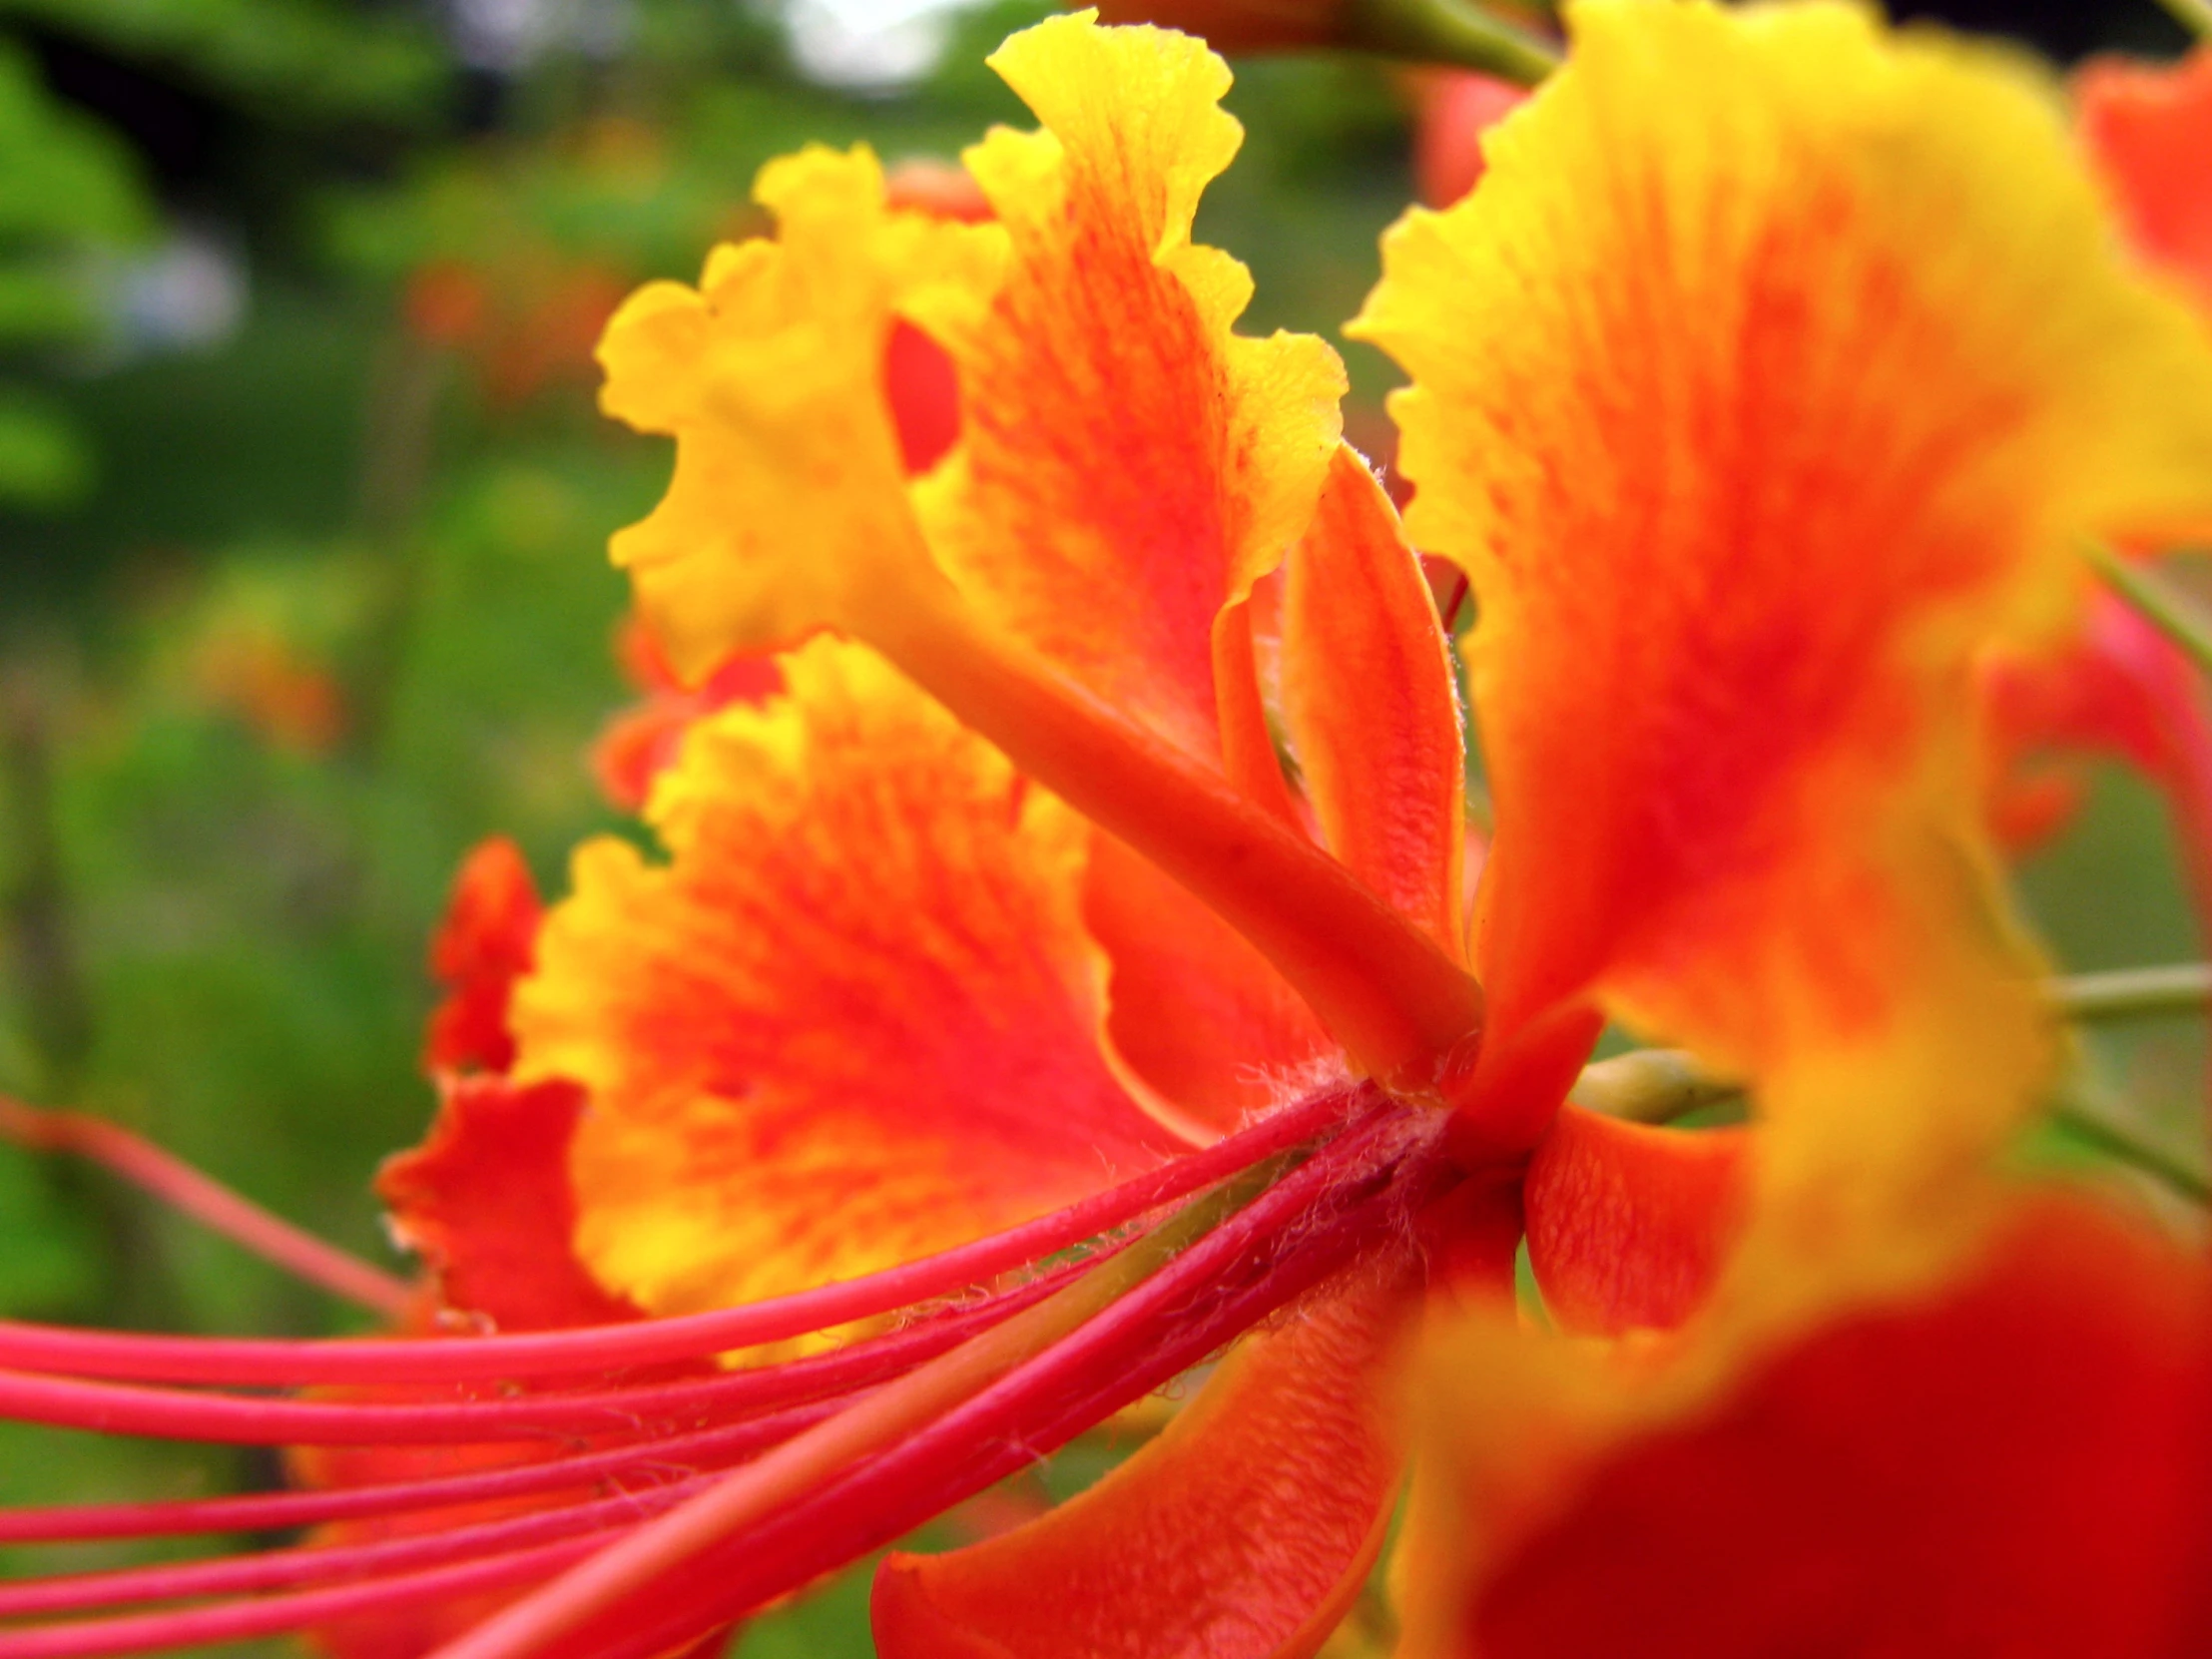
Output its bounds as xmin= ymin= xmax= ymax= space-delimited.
xmin=0 ymin=1096 xmax=411 ymax=1320
xmin=0 ymin=1403 xmax=839 ymax=1544
xmin=0 ymin=1089 xmax=1439 ymax=1659
xmin=426 ymin=1102 xmax=1442 ymax=1659
xmin=0 ymin=1263 xmax=1082 ymax=1445
xmin=0 ymin=1085 xmax=1351 ymax=1387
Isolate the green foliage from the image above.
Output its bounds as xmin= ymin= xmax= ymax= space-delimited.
xmin=0 ymin=0 xmax=441 ymax=124
xmin=0 ymin=34 xmax=148 ymax=507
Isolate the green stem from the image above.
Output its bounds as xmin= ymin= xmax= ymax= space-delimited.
xmin=2049 ymin=963 xmax=2212 ymax=1022
xmin=1348 ymin=0 xmax=1559 ymax=84
xmin=1574 ymin=1047 xmax=2210 ymax=1204
xmin=2049 ymin=1092 xmax=2211 ymax=1206
xmin=2085 ymin=543 xmax=2212 ymax=680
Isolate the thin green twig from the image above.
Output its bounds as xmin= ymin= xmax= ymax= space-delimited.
xmin=2049 ymin=963 xmax=2212 ymax=1022
xmin=2049 ymin=1095 xmax=2212 ymax=1207
xmin=1573 ymin=964 xmax=2212 ymax=1203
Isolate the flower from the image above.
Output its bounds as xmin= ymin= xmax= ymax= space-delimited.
xmin=0 ymin=6 xmax=2210 ymax=1659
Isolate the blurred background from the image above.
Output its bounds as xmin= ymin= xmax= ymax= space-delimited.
xmin=0 ymin=0 xmax=2196 ymax=1652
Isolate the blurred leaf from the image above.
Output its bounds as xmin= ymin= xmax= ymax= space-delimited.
xmin=0 ymin=387 xmax=91 ymax=506
xmin=0 ymin=1141 xmax=98 ymax=1314
xmin=0 ymin=36 xmax=147 ymax=244
xmin=0 ymin=0 xmax=441 ymax=125
xmin=0 ymin=264 xmax=94 ymax=343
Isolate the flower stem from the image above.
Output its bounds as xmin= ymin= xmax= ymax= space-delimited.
xmin=1345 ymin=0 xmax=1559 ymax=84
xmin=2086 ymin=544 xmax=2212 ymax=680
xmin=1579 ymin=1008 xmax=2212 ymax=1206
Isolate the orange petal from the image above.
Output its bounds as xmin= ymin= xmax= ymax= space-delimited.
xmin=1085 ymin=830 xmax=1335 ymax=1142
xmin=2078 ymin=47 xmax=2212 ymax=311
xmin=1521 ymin=1106 xmax=1746 ymax=1337
xmin=1400 ymin=1194 xmax=2212 ymax=1659
xmin=423 ymin=836 xmax=542 ymax=1076
xmin=593 ymin=21 xmax=1482 ymax=1088
xmin=378 ymin=1073 xmax=643 ymax=1333
xmin=1282 ymin=446 xmax=1465 ymax=956
xmin=1354 ymin=0 xmax=2212 ymax=1168
xmin=511 ymin=637 xmax=1182 ymax=1319
xmin=914 ymin=14 xmax=1347 ymax=770
xmin=871 ymin=1253 xmax=1417 ymax=1659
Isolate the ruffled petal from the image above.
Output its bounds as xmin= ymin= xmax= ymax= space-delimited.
xmin=422 ymin=836 xmax=542 ymax=1076
xmin=1354 ymin=0 xmax=2212 ymax=1178
xmin=595 ymin=147 xmax=1002 ymax=679
xmin=1397 ymin=1194 xmax=2212 ymax=1659
xmin=1521 ymin=1106 xmax=1746 ymax=1337
xmin=1281 ymin=446 xmax=1465 ymax=955
xmin=378 ymin=1073 xmax=643 ymax=1332
xmin=593 ymin=618 xmax=783 ymax=815
xmin=914 ymin=12 xmax=1347 ymax=768
xmin=872 ymin=1254 xmax=1415 ymax=1659
xmin=512 ymin=637 xmax=1182 ymax=1320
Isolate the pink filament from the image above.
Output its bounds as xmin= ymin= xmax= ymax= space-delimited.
xmin=0 ymin=1472 xmax=705 ymax=1619
xmin=0 ymin=1403 xmax=839 ymax=1544
xmin=0 ymin=1087 xmax=1351 ymax=1387
xmin=0 ymin=1537 xmax=597 ymax=1659
xmin=431 ymin=1104 xmax=1437 ymax=1659
xmin=0 ymin=1260 xmax=1084 ymax=1445
xmin=0 ymin=1087 xmax=1398 ymax=1659
xmin=0 ymin=1096 xmax=411 ymax=1320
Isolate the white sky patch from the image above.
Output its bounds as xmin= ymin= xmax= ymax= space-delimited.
xmin=783 ymin=0 xmax=976 ymax=90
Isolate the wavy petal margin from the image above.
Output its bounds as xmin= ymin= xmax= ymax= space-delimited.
xmin=510 ymin=639 xmax=1183 ymax=1321
xmin=916 ymin=13 xmax=1347 ymax=769
xmin=1354 ymin=0 xmax=2212 ymax=1202
xmin=595 ymin=147 xmax=1001 ymax=678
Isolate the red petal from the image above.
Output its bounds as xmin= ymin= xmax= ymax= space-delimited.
xmin=871 ymin=1255 xmax=1418 ymax=1659
xmin=1455 ymin=1197 xmax=2212 ymax=1659
xmin=1412 ymin=72 xmax=1528 ymax=209
xmin=1282 ymin=447 xmax=1466 ymax=957
xmin=1085 ymin=830 xmax=1334 ymax=1141
xmin=423 ymin=837 xmax=542 ymax=1075
xmin=1522 ymin=1105 xmax=1746 ymax=1335
xmin=377 ymin=1074 xmax=644 ymax=1333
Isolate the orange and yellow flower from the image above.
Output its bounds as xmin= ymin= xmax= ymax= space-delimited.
xmin=400 ymin=4 xmax=2212 ymax=1654
xmin=0 ymin=5 xmax=2209 ymax=1658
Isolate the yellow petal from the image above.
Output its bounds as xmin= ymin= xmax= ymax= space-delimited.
xmin=596 ymin=146 xmax=1003 ymax=679
xmin=1353 ymin=0 xmax=2212 ymax=1212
